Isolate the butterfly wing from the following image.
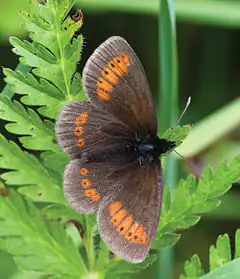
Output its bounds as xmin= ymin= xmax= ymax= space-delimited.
xmin=56 ymin=100 xmax=132 ymax=158
xmin=82 ymin=36 xmax=157 ymax=137
xmin=98 ymin=161 xmax=163 ymax=263
xmin=56 ymin=100 xmax=135 ymax=213
xmin=64 ymin=158 xmax=133 ymax=213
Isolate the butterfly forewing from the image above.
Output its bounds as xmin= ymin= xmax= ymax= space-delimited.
xmin=83 ymin=36 xmax=157 ymax=137
xmin=56 ymin=100 xmax=132 ymax=158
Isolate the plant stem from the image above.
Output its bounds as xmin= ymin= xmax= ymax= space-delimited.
xmin=157 ymin=0 xmax=179 ymax=278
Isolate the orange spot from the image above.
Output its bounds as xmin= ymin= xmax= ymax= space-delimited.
xmin=139 ymin=231 xmax=148 ymax=244
xmin=108 ymin=60 xmax=123 ymax=76
xmin=80 ymin=168 xmax=88 ymax=175
xmin=91 ymin=193 xmax=101 ymax=201
xmin=124 ymin=223 xmax=139 ymax=240
xmin=131 ymin=224 xmax=144 ymax=244
xmin=117 ymin=215 xmax=134 ymax=235
xmin=85 ymin=189 xmax=97 ymax=198
xmin=73 ymin=126 xmax=84 ymax=136
xmin=97 ymin=78 xmax=113 ymax=92
xmin=120 ymin=54 xmax=129 ymax=64
xmin=114 ymin=57 xmax=128 ymax=73
xmin=111 ymin=209 xmax=127 ymax=227
xmin=101 ymin=67 xmax=119 ymax=84
xmin=97 ymin=89 xmax=110 ymax=101
xmin=76 ymin=139 xmax=84 ymax=148
xmin=81 ymin=178 xmax=91 ymax=189
xmin=109 ymin=201 xmax=122 ymax=216
xmin=80 ymin=112 xmax=88 ymax=118
xmin=75 ymin=117 xmax=86 ymax=125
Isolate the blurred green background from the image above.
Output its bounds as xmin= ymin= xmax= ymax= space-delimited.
xmin=0 ymin=0 xmax=240 ymax=278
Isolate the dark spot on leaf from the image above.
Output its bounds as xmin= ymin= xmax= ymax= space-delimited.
xmin=52 ymin=139 xmax=57 ymax=144
xmin=38 ymin=193 xmax=42 ymax=196
xmin=71 ymin=9 xmax=83 ymax=22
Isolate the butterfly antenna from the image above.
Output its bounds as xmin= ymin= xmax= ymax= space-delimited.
xmin=173 ymin=149 xmax=184 ymax=160
xmin=167 ymin=96 xmax=191 ymax=140
xmin=176 ymin=96 xmax=191 ymax=126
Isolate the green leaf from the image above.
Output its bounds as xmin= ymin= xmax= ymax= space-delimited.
xmin=162 ymin=124 xmax=192 ymax=149
xmin=180 ymin=230 xmax=240 ymax=279
xmin=152 ymin=233 xmax=180 ymax=249
xmin=156 ymin=156 xmax=240 ymax=241
xmin=0 ymin=95 xmax=60 ymax=152
xmin=181 ymin=255 xmax=204 ymax=279
xmin=0 ymin=135 xmax=65 ymax=204
xmin=0 ymin=189 xmax=88 ymax=278
xmin=209 ymin=234 xmax=231 ymax=270
xmin=105 ymin=253 xmax=157 ymax=279
xmin=200 ymin=259 xmax=240 ymax=279
xmin=4 ymin=0 xmax=85 ymax=119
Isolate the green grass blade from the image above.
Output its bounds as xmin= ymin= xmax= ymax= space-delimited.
xmin=157 ymin=0 xmax=178 ymax=278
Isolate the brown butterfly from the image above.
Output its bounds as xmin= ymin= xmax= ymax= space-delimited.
xmin=56 ymin=36 xmax=176 ymax=263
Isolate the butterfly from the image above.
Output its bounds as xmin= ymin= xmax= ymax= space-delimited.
xmin=56 ymin=36 xmax=176 ymax=263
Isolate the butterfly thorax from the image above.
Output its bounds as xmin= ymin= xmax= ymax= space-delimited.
xmin=136 ymin=137 xmax=176 ymax=164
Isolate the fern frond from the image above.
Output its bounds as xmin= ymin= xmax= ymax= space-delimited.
xmin=153 ymin=155 xmax=240 ymax=247
xmin=180 ymin=230 xmax=240 ymax=279
xmin=0 ymin=135 xmax=65 ymax=203
xmin=0 ymin=95 xmax=60 ymax=152
xmin=0 ymin=189 xmax=88 ymax=278
xmin=4 ymin=0 xmax=84 ymax=119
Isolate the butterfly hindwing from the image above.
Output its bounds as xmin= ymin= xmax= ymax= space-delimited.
xmin=83 ymin=36 xmax=157 ymax=137
xmin=64 ymin=157 xmax=144 ymax=214
xmin=97 ymin=161 xmax=163 ymax=263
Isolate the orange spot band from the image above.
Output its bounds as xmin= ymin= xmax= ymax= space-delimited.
xmin=76 ymin=139 xmax=84 ymax=148
xmin=97 ymin=89 xmax=110 ymax=100
xmin=73 ymin=126 xmax=84 ymax=136
xmin=80 ymin=168 xmax=88 ymax=175
xmin=81 ymin=179 xmax=92 ymax=189
xmin=111 ymin=209 xmax=127 ymax=227
xmin=109 ymin=201 xmax=122 ymax=216
xmin=97 ymin=78 xmax=113 ymax=92
xmin=117 ymin=215 xmax=134 ymax=235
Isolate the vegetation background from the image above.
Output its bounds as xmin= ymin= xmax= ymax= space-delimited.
xmin=0 ymin=0 xmax=239 ymax=279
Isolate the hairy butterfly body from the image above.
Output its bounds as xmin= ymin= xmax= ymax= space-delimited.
xmin=56 ymin=36 xmax=176 ymax=263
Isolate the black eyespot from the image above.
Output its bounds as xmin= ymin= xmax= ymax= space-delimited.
xmin=110 ymin=63 xmax=115 ymax=68
xmin=120 ymin=227 xmax=124 ymax=231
